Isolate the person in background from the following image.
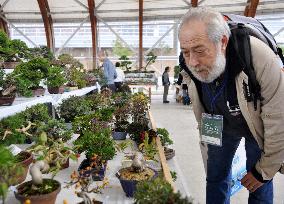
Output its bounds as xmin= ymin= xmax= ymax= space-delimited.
xmin=98 ymin=50 xmax=117 ymax=93
xmin=162 ymin=66 xmax=170 ymax=103
xmin=114 ymin=62 xmax=125 ymax=91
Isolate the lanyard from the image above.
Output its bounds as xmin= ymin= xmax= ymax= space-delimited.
xmin=203 ymin=71 xmax=228 ymax=114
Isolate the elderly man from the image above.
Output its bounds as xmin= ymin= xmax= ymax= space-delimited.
xmin=178 ymin=7 xmax=284 ymax=204
xmin=98 ymin=50 xmax=117 ymax=92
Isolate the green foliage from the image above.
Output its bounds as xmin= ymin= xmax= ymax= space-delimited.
xmin=23 ymin=103 xmax=51 ymax=124
xmin=74 ymin=128 xmax=116 ymax=160
xmin=112 ymin=93 xmax=131 ymax=132
xmin=37 ymin=119 xmax=73 ymax=142
xmin=139 ymin=133 xmax=157 ymax=161
xmin=174 ymin=65 xmax=180 ymax=79
xmin=54 ymin=54 xmax=87 ymax=88
xmin=157 ymin=128 xmax=173 ymax=146
xmin=113 ymin=39 xmax=133 ymax=57
xmin=119 ymin=55 xmax=132 ymax=72
xmin=130 ymin=92 xmax=149 ymax=124
xmin=134 ymin=178 xmax=193 ymax=204
xmin=58 ymin=96 xmax=93 ymax=122
xmin=29 ymin=45 xmax=54 ymax=60
xmin=170 ymin=171 xmax=177 ymax=182
xmin=0 ymin=69 xmax=17 ymax=96
xmin=0 ymin=146 xmax=24 ymax=204
xmin=144 ymin=52 xmax=157 ymax=71
xmin=0 ymin=31 xmax=30 ymax=62
xmin=45 ymin=66 xmax=67 ymax=88
xmin=13 ymin=58 xmax=49 ymax=96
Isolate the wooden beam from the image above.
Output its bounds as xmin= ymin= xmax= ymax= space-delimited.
xmin=37 ymin=0 xmax=55 ymax=51
xmin=88 ymin=0 xmax=97 ymax=69
xmin=148 ymin=111 xmax=176 ymax=191
xmin=139 ymin=0 xmax=143 ymax=70
xmin=191 ymin=0 xmax=198 ymax=7
xmin=244 ymin=0 xmax=251 ymax=16
xmin=0 ymin=4 xmax=9 ymax=35
xmin=248 ymin=0 xmax=259 ymax=17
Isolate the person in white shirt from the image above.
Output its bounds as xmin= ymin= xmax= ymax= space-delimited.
xmin=114 ymin=62 xmax=125 ymax=91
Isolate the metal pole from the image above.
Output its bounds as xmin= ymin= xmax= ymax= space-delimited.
xmin=0 ymin=14 xmax=37 ymax=47
xmin=55 ymin=16 xmax=89 ymax=56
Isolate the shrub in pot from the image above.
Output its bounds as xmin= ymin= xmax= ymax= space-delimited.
xmin=45 ymin=66 xmax=67 ymax=94
xmin=14 ymin=160 xmax=61 ymax=204
xmin=116 ymin=151 xmax=158 ymax=197
xmin=53 ymin=54 xmax=87 ymax=89
xmin=157 ymin=128 xmax=175 ymax=160
xmin=57 ymin=95 xmax=93 ymax=122
xmin=28 ymin=45 xmax=54 ymax=61
xmin=0 ymin=69 xmax=17 ymax=105
xmin=134 ymin=178 xmax=193 ymax=204
xmin=74 ymin=128 xmax=116 ymax=181
xmin=12 ymin=58 xmax=49 ymax=97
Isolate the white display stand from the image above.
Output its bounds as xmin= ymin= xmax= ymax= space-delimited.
xmin=0 ymin=95 xmax=54 ymax=120
xmin=0 ymin=86 xmax=98 ymax=120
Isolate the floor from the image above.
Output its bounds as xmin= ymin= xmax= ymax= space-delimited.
xmin=150 ymin=94 xmax=284 ymax=204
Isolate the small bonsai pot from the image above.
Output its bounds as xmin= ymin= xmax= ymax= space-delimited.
xmin=48 ymin=86 xmax=65 ymax=94
xmin=15 ymin=179 xmax=61 ymax=204
xmin=3 ymin=61 xmax=20 ymax=69
xmin=78 ymin=159 xmax=107 ymax=181
xmin=112 ymin=131 xmax=127 ymax=140
xmin=0 ymin=95 xmax=16 ymax=106
xmin=14 ymin=151 xmax=33 ymax=185
xmin=32 ymin=87 xmax=45 ymax=97
xmin=164 ymin=147 xmax=175 ymax=160
xmin=116 ymin=167 xmax=158 ymax=197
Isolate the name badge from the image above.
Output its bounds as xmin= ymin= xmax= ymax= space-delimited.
xmin=201 ymin=113 xmax=223 ymax=146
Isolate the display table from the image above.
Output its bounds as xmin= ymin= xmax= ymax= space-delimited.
xmin=0 ymin=86 xmax=98 ymax=120
xmin=0 ymin=95 xmax=54 ymax=120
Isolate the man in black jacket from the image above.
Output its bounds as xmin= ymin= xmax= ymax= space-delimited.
xmin=162 ymin=66 xmax=170 ymax=103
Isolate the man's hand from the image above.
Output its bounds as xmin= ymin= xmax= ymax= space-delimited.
xmin=241 ymin=172 xmax=264 ymax=193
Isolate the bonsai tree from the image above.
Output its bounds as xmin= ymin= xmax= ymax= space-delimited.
xmin=45 ymin=65 xmax=67 ymax=94
xmin=12 ymin=57 xmax=49 ymax=97
xmin=119 ymin=55 xmax=132 ymax=72
xmin=143 ymin=51 xmax=157 ymax=72
xmin=37 ymin=118 xmax=73 ymax=142
xmin=29 ymin=45 xmax=54 ymax=60
xmin=0 ymin=31 xmax=30 ymax=64
xmin=157 ymin=128 xmax=173 ymax=147
xmin=134 ymin=178 xmax=193 ymax=204
xmin=53 ymin=54 xmax=87 ymax=88
xmin=112 ymin=93 xmax=131 ymax=132
xmin=0 ymin=69 xmax=17 ymax=98
xmin=74 ymin=128 xmax=116 ymax=161
xmin=57 ymin=96 xmax=93 ymax=122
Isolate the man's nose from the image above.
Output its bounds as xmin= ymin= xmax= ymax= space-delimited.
xmin=188 ymin=55 xmax=199 ymax=67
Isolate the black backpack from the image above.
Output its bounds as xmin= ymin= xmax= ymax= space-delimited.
xmin=224 ymin=14 xmax=284 ymax=110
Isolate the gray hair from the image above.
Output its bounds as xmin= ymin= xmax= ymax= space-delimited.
xmin=178 ymin=7 xmax=231 ymax=44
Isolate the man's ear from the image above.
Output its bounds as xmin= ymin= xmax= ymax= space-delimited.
xmin=221 ymin=35 xmax=229 ymax=53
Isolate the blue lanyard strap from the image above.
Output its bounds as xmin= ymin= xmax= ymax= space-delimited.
xmin=204 ymin=71 xmax=228 ymax=114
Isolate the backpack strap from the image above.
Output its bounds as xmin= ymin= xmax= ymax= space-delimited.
xmin=230 ymin=23 xmax=262 ymax=111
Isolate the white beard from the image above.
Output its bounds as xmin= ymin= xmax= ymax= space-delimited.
xmin=187 ymin=48 xmax=226 ymax=83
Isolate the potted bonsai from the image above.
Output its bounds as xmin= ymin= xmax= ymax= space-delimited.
xmin=65 ymin=164 xmax=109 ymax=204
xmin=157 ymin=128 xmax=175 ymax=160
xmin=53 ymin=54 xmax=87 ymax=90
xmin=116 ymin=151 xmax=158 ymax=197
xmin=0 ymin=69 xmax=17 ymax=105
xmin=112 ymin=93 xmax=131 ymax=140
xmin=45 ymin=65 xmax=67 ymax=94
xmin=119 ymin=55 xmax=132 ymax=72
xmin=28 ymin=45 xmax=54 ymax=61
xmin=74 ymin=128 xmax=116 ymax=181
xmin=57 ymin=95 xmax=93 ymax=123
xmin=134 ymin=178 xmax=193 ymax=204
xmin=14 ymin=160 xmax=61 ymax=204
xmin=12 ymin=57 xmax=49 ymax=97
xmin=0 ymin=31 xmax=30 ymax=69
xmin=143 ymin=51 xmax=157 ymax=72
